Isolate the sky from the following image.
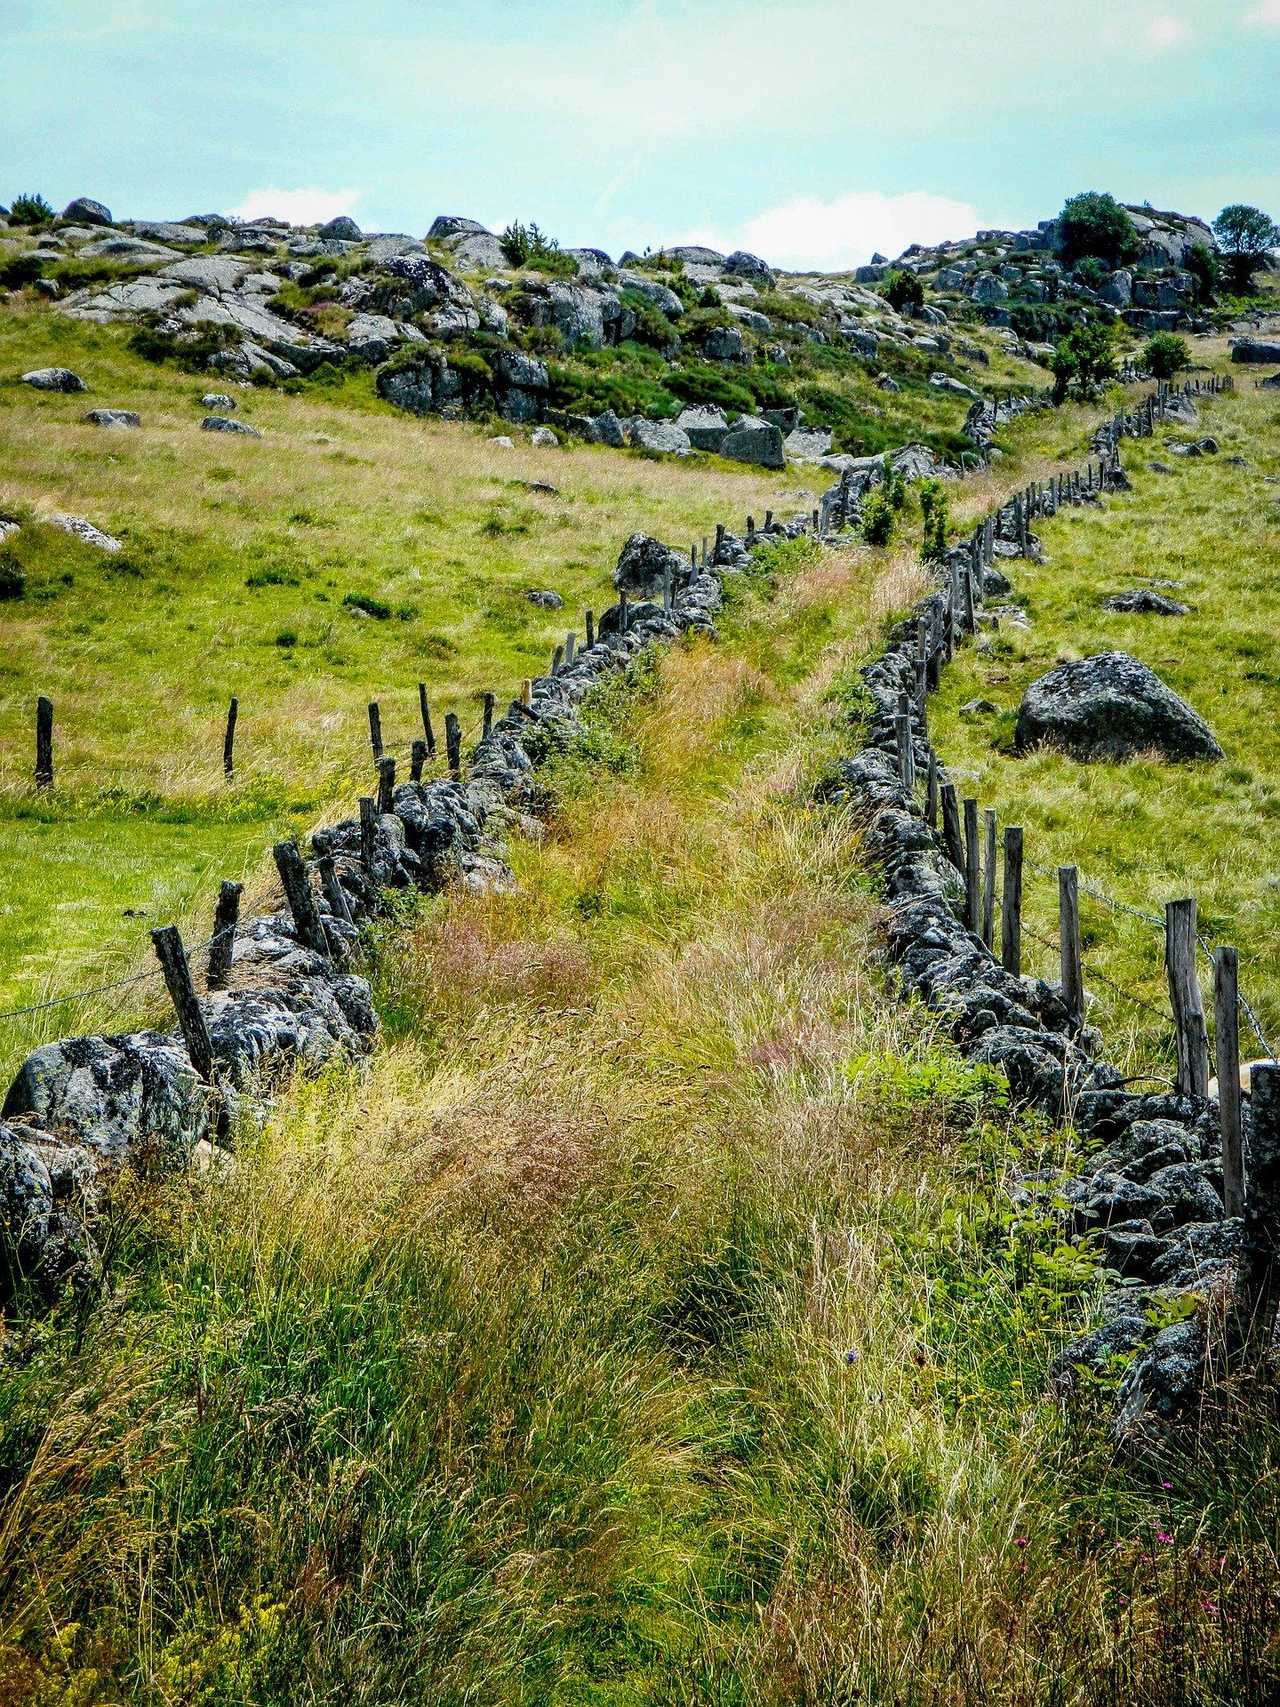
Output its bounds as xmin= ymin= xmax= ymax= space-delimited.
xmin=4 ymin=0 xmax=1278 ymax=268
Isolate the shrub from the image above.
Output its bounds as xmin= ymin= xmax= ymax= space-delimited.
xmin=343 ymin=591 xmax=392 ymax=619
xmin=1185 ymin=242 xmax=1219 ymax=304
xmin=1143 ymin=332 xmax=1190 ymax=380
xmin=883 ymin=269 xmax=925 ymax=313
xmin=8 ymin=191 xmax=53 ymax=226
xmin=698 ymin=286 xmax=722 ymax=309
xmin=1056 ymin=192 xmax=1140 ymax=269
xmin=0 ymin=254 xmax=43 ymax=290
xmin=920 ymin=480 xmax=949 ymax=563
xmin=0 ymin=553 xmax=26 ymax=600
xmin=619 ymin=288 xmax=680 ymax=352
xmin=275 ymin=629 xmax=297 ymax=648
xmin=128 ymin=319 xmax=239 ymax=372
xmin=1072 ymin=255 xmax=1108 ymax=290
xmin=667 ymin=362 xmax=755 ymax=416
xmin=499 ymin=220 xmax=573 ymax=273
xmin=861 ymin=485 xmax=897 ymax=547
xmin=1050 ymin=320 xmax=1116 ymax=402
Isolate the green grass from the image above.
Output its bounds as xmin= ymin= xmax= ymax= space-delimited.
xmin=3 ymin=544 xmax=1278 ymax=1704
xmin=928 ymin=361 xmax=1280 ymax=1074
xmin=0 ymin=300 xmax=791 ymax=1067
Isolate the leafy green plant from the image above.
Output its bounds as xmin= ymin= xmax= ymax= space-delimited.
xmin=499 ymin=220 xmax=574 ymax=274
xmin=861 ymin=484 xmax=897 ymax=546
xmin=920 ymin=479 xmax=949 ymax=563
xmin=8 ymin=191 xmax=54 ymax=226
xmin=1185 ymin=242 xmax=1219 ymax=305
xmin=1143 ymin=332 xmax=1190 ymax=380
xmin=1056 ymin=191 xmax=1140 ymax=269
xmin=0 ymin=254 xmax=43 ymax=290
xmin=343 ymin=591 xmax=391 ymax=619
xmin=0 ymin=554 xmax=26 ymax=600
xmin=884 ymin=269 xmax=925 ymax=313
xmin=1072 ymin=256 xmax=1108 ymax=291
xmin=1213 ymin=203 xmax=1280 ymax=294
xmin=1050 ymin=320 xmax=1116 ymax=402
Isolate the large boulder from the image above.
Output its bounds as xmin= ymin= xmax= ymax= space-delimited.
xmin=970 ymin=273 xmax=1009 ymax=306
xmin=627 ymin=418 xmax=691 ymax=455
xmin=61 ymin=197 xmax=112 ymax=226
xmin=428 ymin=215 xmax=490 ymax=241
xmin=1014 ymin=652 xmax=1222 ymax=762
xmin=723 ymin=250 xmax=774 ymax=286
xmin=675 ymin=404 xmax=729 ymax=450
xmin=446 ymin=232 xmax=508 ymax=271
xmin=697 ymin=323 xmax=747 ymax=363
xmin=3 ymin=1032 xmax=210 ymax=1161
xmin=613 ymin=532 xmax=688 ymax=598
xmin=720 ymin=415 xmax=785 ymax=469
xmin=319 ymin=214 xmax=361 ymax=241
xmin=21 ymin=367 xmax=86 ymax=393
xmin=1231 ymin=339 xmax=1280 ymax=364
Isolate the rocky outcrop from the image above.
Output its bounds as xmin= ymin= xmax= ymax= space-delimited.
xmin=1014 ymin=652 xmax=1222 ymax=762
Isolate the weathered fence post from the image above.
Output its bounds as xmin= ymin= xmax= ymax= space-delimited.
xmin=552 ymin=643 xmax=564 ymax=674
xmin=35 ymin=695 xmax=53 ymax=789
xmin=564 ymin=633 xmax=576 ymax=666
xmin=585 ymin=610 xmax=595 ymax=649
xmin=207 ymin=879 xmax=242 ymax=990
xmin=1058 ymin=865 xmax=1084 ymax=1027
xmin=1242 ymin=1064 xmax=1280 ymax=1346
xmin=982 ymin=808 xmax=997 ymax=951
xmin=377 ymin=754 xmax=396 ymax=816
xmin=445 ymin=712 xmax=462 ymax=780
xmin=482 ymin=690 xmax=495 ymax=739
xmin=715 ymin=523 xmax=725 ymax=557
xmin=418 ymin=683 xmax=436 ymax=757
xmin=520 ymin=678 xmax=533 ymax=708
xmin=1001 ymin=826 xmax=1023 ymax=976
xmin=925 ymin=752 xmax=939 ymax=829
xmin=273 ymin=839 xmax=330 ymax=958
xmin=619 ymin=591 xmax=630 ymax=632
xmin=359 ymin=796 xmax=377 ymax=870
xmin=662 ymin=567 xmax=673 ymax=612
xmin=367 ymin=701 xmax=384 ymax=762
xmin=222 ymin=696 xmax=236 ymax=780
xmin=963 ymin=798 xmax=981 ymax=932
xmin=151 ymin=925 xmax=215 ymax=1083
xmin=941 ymin=781 xmax=964 ymax=875
xmin=1213 ymin=945 xmax=1245 ymax=1219
xmin=1165 ymin=898 xmax=1209 ymax=1097
xmin=895 ymin=706 xmax=914 ymax=791
xmin=410 ymin=737 xmax=427 ymax=782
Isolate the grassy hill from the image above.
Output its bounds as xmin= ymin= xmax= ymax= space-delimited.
xmin=929 ymin=352 xmax=1280 ymax=1075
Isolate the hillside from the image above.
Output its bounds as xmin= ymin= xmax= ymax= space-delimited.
xmin=3 ymin=184 xmax=1280 ymax=1706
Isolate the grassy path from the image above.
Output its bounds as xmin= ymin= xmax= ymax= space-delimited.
xmin=3 ymin=529 xmax=1278 ymax=1704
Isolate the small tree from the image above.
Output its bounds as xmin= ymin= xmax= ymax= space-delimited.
xmin=1050 ymin=320 xmax=1117 ymax=402
xmin=1057 ymin=192 xmax=1140 ymax=270
xmin=919 ymin=480 xmax=949 ymax=564
xmin=1212 ymin=204 xmax=1280 ymax=295
xmin=883 ymin=268 xmax=924 ymax=314
xmin=8 ymin=191 xmax=53 ymax=227
xmin=1185 ymin=242 xmax=1219 ymax=305
xmin=1143 ymin=332 xmax=1189 ymax=380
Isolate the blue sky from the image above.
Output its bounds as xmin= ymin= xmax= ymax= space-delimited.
xmin=5 ymin=0 xmax=1278 ymax=266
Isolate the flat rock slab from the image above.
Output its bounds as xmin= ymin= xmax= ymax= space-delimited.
xmin=201 ymin=415 xmax=262 ymax=436
xmin=1103 ymin=589 xmax=1188 ymax=615
xmin=83 ymin=409 xmax=140 ymax=429
xmin=47 ymin=514 xmax=123 ymax=552
xmin=1015 ymin=651 xmax=1221 ymax=762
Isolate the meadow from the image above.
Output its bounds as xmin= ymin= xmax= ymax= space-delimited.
xmin=2 ymin=524 xmax=1278 ymax=1704
xmin=929 ymin=355 xmax=1280 ymax=1076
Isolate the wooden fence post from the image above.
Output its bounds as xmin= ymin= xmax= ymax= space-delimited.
xmin=445 ymin=712 xmax=462 ymax=779
xmin=564 ymin=633 xmax=576 ymax=666
xmin=377 ymin=754 xmax=396 ymax=815
xmin=1213 ymin=945 xmax=1245 ymax=1219
xmin=359 ymin=796 xmax=377 ymax=870
xmin=940 ymin=781 xmax=964 ymax=874
xmin=151 ymin=925 xmax=215 ymax=1082
xmin=1242 ymin=1064 xmax=1280 ymax=1345
xmin=552 ymin=643 xmax=564 ymax=674
xmin=207 ymin=879 xmax=242 ymax=990
xmin=620 ymin=591 xmax=630 ymax=632
xmin=1001 ymin=826 xmax=1023 ymax=976
xmin=585 ymin=610 xmax=595 ymax=649
xmin=418 ymin=683 xmax=436 ymax=757
xmin=482 ymin=691 xmax=495 ymax=739
xmin=1058 ymin=866 xmax=1084 ymax=1027
xmin=273 ymin=840 xmax=330 ymax=959
xmin=963 ymin=798 xmax=980 ymax=932
xmin=982 ymin=808 xmax=997 ymax=951
xmin=222 ymin=696 xmax=237 ymax=780
xmin=1165 ymin=898 xmax=1209 ymax=1097
xmin=520 ymin=678 xmax=533 ymax=709
xmin=925 ymin=752 xmax=939 ymax=828
xmin=662 ymin=568 xmax=673 ymax=612
xmin=35 ymin=695 xmax=53 ymax=789
xmin=895 ymin=710 xmax=914 ymax=791
xmin=410 ymin=737 xmax=427 ymax=782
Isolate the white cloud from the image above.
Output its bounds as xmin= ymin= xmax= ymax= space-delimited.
xmin=1244 ymin=0 xmax=1280 ymax=25
xmin=230 ymin=185 xmax=362 ymax=226
xmin=1143 ymin=13 xmax=1193 ymax=48
xmin=674 ymin=190 xmax=984 ymax=272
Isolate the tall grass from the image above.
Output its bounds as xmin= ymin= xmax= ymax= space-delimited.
xmin=2 ymin=534 xmax=1278 ymax=1703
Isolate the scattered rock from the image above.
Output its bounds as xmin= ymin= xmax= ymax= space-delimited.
xmin=1169 ymin=437 xmax=1218 ymax=457
xmin=720 ymin=415 xmax=785 ymax=470
xmin=627 ymin=418 xmax=691 ymax=455
xmin=1230 ymin=338 xmax=1280 ymax=364
xmin=960 ymin=698 xmax=997 ymax=716
xmin=1014 ymin=652 xmax=1222 ymax=763
xmin=489 ymin=435 xmax=515 ymax=449
xmin=1103 ymin=589 xmax=1188 ymax=616
xmin=523 ymin=589 xmax=563 ymax=610
xmin=201 ymin=415 xmax=261 ymax=437
xmin=530 ymin=425 xmax=559 ymax=448
xmin=613 ymin=532 xmax=687 ymax=598
xmin=46 ymin=514 xmax=122 ymax=552
xmin=201 ymin=392 xmax=236 ymax=410
xmin=21 ymin=368 xmax=86 ymax=393
xmin=319 ymin=214 xmax=361 ymax=241
xmin=82 ymin=409 xmax=140 ymax=429
xmin=675 ymin=405 xmax=729 ymax=451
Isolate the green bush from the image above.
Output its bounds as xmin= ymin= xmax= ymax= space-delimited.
xmin=274 ymin=629 xmax=297 ymax=648
xmin=883 ymin=269 xmax=925 ymax=313
xmin=920 ymin=480 xmax=949 ymax=563
xmin=1143 ymin=331 xmax=1190 ymax=380
xmin=0 ymin=254 xmax=43 ymax=290
xmin=666 ymin=362 xmax=755 ymax=416
xmin=8 ymin=191 xmax=53 ymax=226
xmin=128 ymin=319 xmax=239 ymax=372
xmin=499 ymin=220 xmax=574 ymax=275
xmin=619 ymin=288 xmax=680 ymax=352
xmin=1185 ymin=242 xmax=1219 ymax=304
xmin=1212 ymin=203 xmax=1280 ymax=295
xmin=1072 ymin=256 xmax=1108 ymax=290
xmin=861 ymin=485 xmax=897 ymax=546
xmin=343 ymin=591 xmax=392 ymax=620
xmin=1056 ymin=191 xmax=1140 ymax=269
xmin=0 ymin=553 xmax=26 ymax=600
xmin=1050 ymin=320 xmax=1116 ymax=402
